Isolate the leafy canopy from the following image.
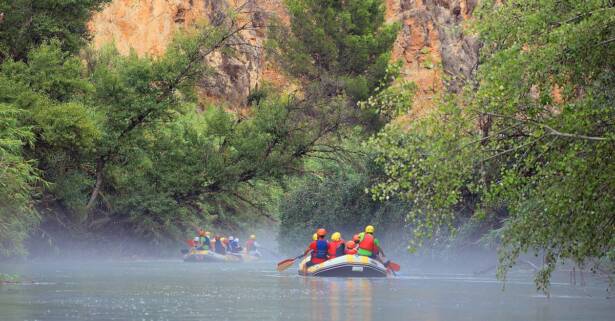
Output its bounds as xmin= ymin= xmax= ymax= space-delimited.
xmin=368 ymin=0 xmax=615 ymax=291
xmin=272 ymin=0 xmax=400 ymax=102
xmin=0 ymin=0 xmax=111 ymax=62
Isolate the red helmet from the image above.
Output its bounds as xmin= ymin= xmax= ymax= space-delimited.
xmin=346 ymin=241 xmax=356 ymax=249
xmin=352 ymin=234 xmax=360 ymax=242
xmin=316 ymin=228 xmax=327 ymax=236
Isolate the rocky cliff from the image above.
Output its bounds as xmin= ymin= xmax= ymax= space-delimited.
xmin=89 ymin=0 xmax=479 ymax=111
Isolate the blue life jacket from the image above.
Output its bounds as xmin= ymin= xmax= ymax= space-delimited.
xmin=199 ymin=236 xmax=210 ymax=249
xmin=314 ymin=240 xmax=328 ymax=259
xmin=215 ymin=239 xmax=226 ymax=254
xmin=202 ymin=236 xmax=210 ymax=247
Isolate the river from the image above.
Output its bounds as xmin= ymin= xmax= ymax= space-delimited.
xmin=0 ymin=260 xmax=612 ymax=321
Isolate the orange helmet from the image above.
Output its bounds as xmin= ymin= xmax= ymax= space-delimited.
xmin=316 ymin=228 xmax=327 ymax=236
xmin=346 ymin=241 xmax=355 ymax=249
xmin=352 ymin=234 xmax=360 ymax=242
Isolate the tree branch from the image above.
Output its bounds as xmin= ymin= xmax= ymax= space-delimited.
xmin=482 ymin=112 xmax=610 ymax=142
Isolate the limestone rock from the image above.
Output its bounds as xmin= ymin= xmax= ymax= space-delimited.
xmin=89 ymin=0 xmax=479 ymax=110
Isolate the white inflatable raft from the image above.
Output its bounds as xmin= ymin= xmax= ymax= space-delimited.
xmin=298 ymin=254 xmax=387 ymax=277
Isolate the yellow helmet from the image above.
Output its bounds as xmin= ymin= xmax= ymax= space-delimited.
xmin=365 ymin=225 xmax=375 ymax=233
xmin=250 ymin=234 xmax=256 ymax=240
xmin=331 ymin=232 xmax=341 ymax=241
xmin=312 ymin=233 xmax=317 ymax=241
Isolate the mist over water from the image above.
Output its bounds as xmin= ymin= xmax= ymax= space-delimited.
xmin=1 ymin=249 xmax=612 ymax=321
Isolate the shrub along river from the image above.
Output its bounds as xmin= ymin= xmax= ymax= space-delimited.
xmin=0 ymin=260 xmax=612 ymax=321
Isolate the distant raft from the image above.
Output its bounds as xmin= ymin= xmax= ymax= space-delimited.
xmin=298 ymin=254 xmax=388 ymax=277
xmin=183 ymin=250 xmax=259 ymax=263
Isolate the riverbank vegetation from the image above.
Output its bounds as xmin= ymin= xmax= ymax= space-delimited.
xmin=367 ymin=0 xmax=615 ymax=290
xmin=0 ymin=0 xmax=613 ymax=291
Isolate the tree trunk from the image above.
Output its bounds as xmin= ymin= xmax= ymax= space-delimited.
xmin=86 ymin=158 xmax=104 ymax=209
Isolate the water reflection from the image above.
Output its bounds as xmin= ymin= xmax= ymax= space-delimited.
xmin=305 ymin=278 xmax=374 ymax=321
xmin=1 ymin=261 xmax=613 ymax=321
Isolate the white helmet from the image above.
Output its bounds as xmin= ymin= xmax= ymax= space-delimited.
xmin=229 ymin=236 xmax=234 ymax=241
xmin=193 ymin=237 xmax=199 ymax=241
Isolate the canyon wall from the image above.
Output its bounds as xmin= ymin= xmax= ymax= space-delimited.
xmin=89 ymin=0 xmax=479 ymax=110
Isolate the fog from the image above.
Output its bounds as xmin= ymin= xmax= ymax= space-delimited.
xmin=1 ymin=231 xmax=613 ymax=321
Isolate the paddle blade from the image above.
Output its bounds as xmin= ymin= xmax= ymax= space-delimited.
xmin=387 ymin=261 xmax=401 ymax=272
xmin=276 ymin=258 xmax=296 ymax=272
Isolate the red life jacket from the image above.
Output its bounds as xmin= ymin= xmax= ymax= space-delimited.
xmin=310 ymin=240 xmax=328 ymax=263
xmin=358 ymin=233 xmax=375 ymax=253
xmin=345 ymin=248 xmax=357 ymax=255
xmin=246 ymin=239 xmax=255 ymax=252
xmin=327 ymin=240 xmax=343 ymax=258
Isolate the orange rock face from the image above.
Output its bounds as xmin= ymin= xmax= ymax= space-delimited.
xmin=390 ymin=0 xmax=479 ymax=117
xmin=89 ymin=0 xmax=209 ymax=56
xmin=89 ymin=0 xmax=479 ymax=111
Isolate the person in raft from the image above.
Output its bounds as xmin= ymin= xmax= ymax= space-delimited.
xmin=188 ymin=237 xmax=200 ymax=250
xmin=344 ymin=241 xmax=357 ymax=255
xmin=303 ymin=228 xmax=329 ymax=270
xmin=357 ymin=225 xmax=389 ymax=264
xmin=196 ymin=230 xmax=211 ymax=250
xmin=245 ymin=234 xmax=261 ymax=257
xmin=328 ymin=232 xmax=346 ymax=259
xmin=214 ymin=235 xmax=227 ymax=255
xmin=228 ymin=236 xmax=242 ymax=253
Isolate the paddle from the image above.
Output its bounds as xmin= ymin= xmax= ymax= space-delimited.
xmin=276 ymin=253 xmax=307 ymax=272
xmin=386 ymin=261 xmax=401 ymax=272
xmin=377 ymin=249 xmax=400 ymax=273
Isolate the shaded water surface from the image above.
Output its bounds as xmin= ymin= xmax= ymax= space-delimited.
xmin=0 ymin=260 xmax=612 ymax=321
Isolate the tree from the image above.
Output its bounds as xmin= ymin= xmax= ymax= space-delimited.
xmin=368 ymin=0 xmax=615 ymax=291
xmin=96 ymin=92 xmax=350 ymax=242
xmin=0 ymin=7 xmax=357 ymax=248
xmin=270 ymin=0 xmax=401 ymax=129
xmin=278 ymin=157 xmax=410 ymax=254
xmin=0 ymin=0 xmax=111 ymax=62
xmin=0 ymin=104 xmax=39 ymax=256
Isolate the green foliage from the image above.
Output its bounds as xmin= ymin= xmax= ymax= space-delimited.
xmin=271 ymin=0 xmax=400 ymax=105
xmin=278 ymin=157 xmax=410 ymax=254
xmin=368 ymin=98 xmax=480 ymax=251
xmin=0 ymin=105 xmax=40 ymax=256
xmin=0 ymin=273 xmax=21 ymax=283
xmin=368 ymin=0 xmax=615 ymax=291
xmin=359 ymin=76 xmax=416 ymax=124
xmin=475 ymin=0 xmax=615 ymax=291
xmin=0 ymin=0 xmax=111 ymax=62
xmin=0 ymin=7 xmax=358 ymax=250
xmin=104 ymin=90 xmax=348 ymax=241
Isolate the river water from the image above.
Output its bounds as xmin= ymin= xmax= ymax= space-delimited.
xmin=0 ymin=260 xmax=612 ymax=321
